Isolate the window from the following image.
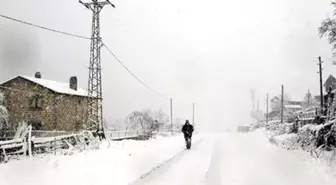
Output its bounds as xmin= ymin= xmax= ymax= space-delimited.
xmin=28 ymin=120 xmax=43 ymax=130
xmin=29 ymin=94 xmax=44 ymax=110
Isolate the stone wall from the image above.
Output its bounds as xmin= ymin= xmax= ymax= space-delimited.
xmin=0 ymin=77 xmax=88 ymax=131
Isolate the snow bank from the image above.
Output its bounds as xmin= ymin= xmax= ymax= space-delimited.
xmin=0 ymin=133 xmax=200 ymax=185
xmin=274 ymin=133 xmax=297 ymax=142
xmin=236 ymin=129 xmax=336 ymax=184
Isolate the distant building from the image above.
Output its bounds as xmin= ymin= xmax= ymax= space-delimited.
xmin=0 ymin=73 xmax=90 ymax=131
xmin=324 ymin=75 xmax=336 ymax=92
xmin=267 ymin=96 xmax=303 ymax=121
xmin=270 ymin=96 xmax=281 ymax=111
xmin=265 ymin=110 xmax=280 ymax=120
xmin=284 ymin=104 xmax=302 ymax=112
xmin=313 ymin=74 xmax=336 ymax=106
xmin=285 ymin=100 xmax=302 ymax=112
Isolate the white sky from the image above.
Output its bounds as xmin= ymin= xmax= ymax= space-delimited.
xmin=0 ymin=0 xmax=335 ymax=131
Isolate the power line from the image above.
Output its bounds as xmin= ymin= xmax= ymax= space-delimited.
xmin=102 ymin=42 xmax=170 ymax=100
xmin=0 ymin=14 xmax=91 ymax=40
xmin=0 ymin=14 xmax=182 ymax=102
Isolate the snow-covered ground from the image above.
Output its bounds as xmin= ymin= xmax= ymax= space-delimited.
xmin=219 ymin=130 xmax=336 ymax=185
xmin=0 ymin=134 xmax=201 ymax=185
xmin=1 ymin=130 xmax=336 ymax=185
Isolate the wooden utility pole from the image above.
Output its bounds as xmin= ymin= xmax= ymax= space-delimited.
xmin=281 ymin=85 xmax=284 ymax=124
xmin=266 ymin=93 xmax=269 ymax=124
xmin=318 ymin=56 xmax=324 ymax=114
xmin=170 ymin=98 xmax=173 ymax=131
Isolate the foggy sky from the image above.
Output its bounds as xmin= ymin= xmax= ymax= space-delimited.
xmin=0 ymin=0 xmax=335 ymax=131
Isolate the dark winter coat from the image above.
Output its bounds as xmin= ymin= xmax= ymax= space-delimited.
xmin=182 ymin=124 xmax=194 ymax=138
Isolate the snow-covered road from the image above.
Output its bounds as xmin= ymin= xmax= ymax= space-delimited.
xmin=132 ymin=131 xmax=336 ymax=185
xmin=131 ymin=136 xmax=216 ymax=185
xmin=1 ymin=130 xmax=336 ymax=185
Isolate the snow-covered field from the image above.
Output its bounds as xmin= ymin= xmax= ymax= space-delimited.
xmin=1 ymin=130 xmax=336 ymax=185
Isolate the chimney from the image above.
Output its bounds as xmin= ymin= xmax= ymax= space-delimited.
xmin=69 ymin=76 xmax=77 ymax=91
xmin=35 ymin=72 xmax=41 ymax=79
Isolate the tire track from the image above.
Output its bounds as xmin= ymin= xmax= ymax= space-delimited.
xmin=129 ymin=138 xmax=205 ymax=185
xmin=205 ymin=138 xmax=222 ymax=185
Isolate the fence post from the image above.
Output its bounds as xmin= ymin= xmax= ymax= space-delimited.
xmin=27 ymin=125 xmax=32 ymax=157
xmin=54 ymin=138 xmax=56 ymax=156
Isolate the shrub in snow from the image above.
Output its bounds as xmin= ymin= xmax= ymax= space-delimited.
xmin=250 ymin=121 xmax=266 ymax=131
xmin=273 ymin=122 xmax=336 ymax=153
xmin=0 ymin=91 xmax=8 ymax=130
xmin=296 ymin=122 xmax=336 ymax=151
xmin=293 ymin=125 xmax=319 ymax=151
xmin=266 ymin=122 xmax=289 ymax=136
xmin=271 ymin=133 xmax=300 ymax=150
xmin=320 ymin=121 xmax=336 ymax=150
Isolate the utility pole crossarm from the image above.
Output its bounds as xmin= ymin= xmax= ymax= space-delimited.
xmin=79 ymin=0 xmax=115 ymax=9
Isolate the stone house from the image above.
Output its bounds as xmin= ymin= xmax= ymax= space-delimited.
xmin=0 ymin=73 xmax=90 ymax=131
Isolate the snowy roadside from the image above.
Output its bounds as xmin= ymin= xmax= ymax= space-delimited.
xmin=216 ymin=130 xmax=336 ymax=185
xmin=0 ymin=133 xmax=201 ymax=185
xmin=250 ymin=128 xmax=336 ymax=183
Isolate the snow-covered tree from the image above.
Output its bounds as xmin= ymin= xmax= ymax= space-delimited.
xmin=302 ymin=91 xmax=318 ymax=109
xmin=151 ymin=109 xmax=169 ymax=127
xmin=126 ymin=109 xmax=168 ymax=132
xmin=319 ymin=2 xmax=336 ymax=55
xmin=0 ymin=91 xmax=9 ymax=130
xmin=126 ymin=110 xmax=155 ymax=131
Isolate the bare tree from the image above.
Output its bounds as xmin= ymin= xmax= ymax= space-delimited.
xmin=151 ymin=109 xmax=169 ymax=128
xmin=319 ymin=2 xmax=336 ymax=55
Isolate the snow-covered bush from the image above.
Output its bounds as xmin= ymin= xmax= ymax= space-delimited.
xmin=319 ymin=121 xmax=336 ymax=150
xmin=266 ymin=122 xmax=288 ymax=136
xmin=0 ymin=91 xmax=8 ymax=130
xmin=272 ymin=122 xmax=336 ymax=154
xmin=295 ymin=124 xmax=321 ymax=151
xmin=250 ymin=121 xmax=266 ymax=131
xmin=272 ymin=133 xmax=299 ymax=150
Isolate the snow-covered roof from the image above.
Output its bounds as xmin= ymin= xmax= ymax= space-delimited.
xmin=285 ymin=104 xmax=302 ymax=109
xmin=2 ymin=75 xmax=89 ymax=97
xmin=304 ymin=107 xmax=318 ymax=112
xmin=271 ymin=96 xmax=280 ymax=102
xmin=294 ymin=110 xmax=303 ymax=114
